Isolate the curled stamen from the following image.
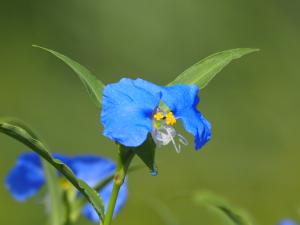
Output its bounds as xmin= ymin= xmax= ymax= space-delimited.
xmin=177 ymin=133 xmax=189 ymax=146
xmin=165 ymin=127 xmax=181 ymax=153
xmin=151 ymin=125 xmax=175 ymax=146
xmin=151 ymin=106 xmax=188 ymax=153
xmin=151 ymin=123 xmax=188 ymax=153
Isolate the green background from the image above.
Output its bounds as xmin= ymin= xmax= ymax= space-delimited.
xmin=0 ymin=0 xmax=300 ymax=224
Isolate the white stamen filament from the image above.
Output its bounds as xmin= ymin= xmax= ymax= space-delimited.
xmin=165 ymin=126 xmax=181 ymax=153
xmin=152 ymin=124 xmax=189 ymax=153
xmin=177 ymin=133 xmax=189 ymax=146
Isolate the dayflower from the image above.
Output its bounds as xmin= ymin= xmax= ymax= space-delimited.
xmin=101 ymin=78 xmax=211 ymax=152
xmin=5 ymin=152 xmax=127 ymax=223
xmin=278 ymin=219 xmax=299 ymax=225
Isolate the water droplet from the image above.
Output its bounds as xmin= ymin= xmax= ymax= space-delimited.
xmin=150 ymin=167 xmax=158 ymax=176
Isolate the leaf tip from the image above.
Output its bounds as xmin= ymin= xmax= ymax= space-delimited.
xmin=32 ymin=44 xmax=42 ymax=49
xmin=249 ymin=48 xmax=260 ymax=52
xmin=243 ymin=48 xmax=260 ymax=54
xmin=32 ymin=44 xmax=47 ymax=51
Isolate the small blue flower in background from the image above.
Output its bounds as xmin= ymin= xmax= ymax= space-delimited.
xmin=101 ymin=78 xmax=211 ymax=152
xmin=278 ymin=219 xmax=299 ymax=225
xmin=5 ymin=152 xmax=127 ymax=223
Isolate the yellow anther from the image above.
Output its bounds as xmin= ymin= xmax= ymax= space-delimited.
xmin=60 ymin=178 xmax=71 ymax=190
xmin=166 ymin=112 xmax=176 ymax=126
xmin=154 ymin=112 xmax=164 ymax=121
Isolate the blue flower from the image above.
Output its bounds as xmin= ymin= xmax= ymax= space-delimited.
xmin=278 ymin=219 xmax=299 ymax=225
xmin=101 ymin=78 xmax=211 ymax=151
xmin=5 ymin=152 xmax=127 ymax=223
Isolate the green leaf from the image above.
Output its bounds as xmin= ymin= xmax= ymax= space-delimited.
xmin=0 ymin=119 xmax=65 ymax=225
xmin=70 ymin=174 xmax=114 ymax=222
xmin=32 ymin=45 xmax=105 ymax=108
xmin=71 ymin=165 xmax=143 ymax=221
xmin=0 ymin=118 xmax=105 ymax=222
xmin=193 ymin=191 xmax=254 ymax=225
xmin=122 ymin=135 xmax=157 ymax=176
xmin=168 ymin=48 xmax=259 ymax=88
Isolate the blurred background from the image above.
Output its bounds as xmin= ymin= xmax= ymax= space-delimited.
xmin=0 ymin=0 xmax=300 ymax=224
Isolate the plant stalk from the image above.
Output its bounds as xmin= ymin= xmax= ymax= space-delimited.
xmin=103 ymin=181 xmax=121 ymax=225
xmin=103 ymin=145 xmax=134 ymax=225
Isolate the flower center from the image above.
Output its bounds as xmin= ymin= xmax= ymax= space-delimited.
xmin=152 ymin=108 xmax=188 ymax=153
xmin=154 ymin=111 xmax=176 ymax=125
xmin=153 ymin=111 xmax=164 ymax=121
xmin=165 ymin=112 xmax=176 ymax=126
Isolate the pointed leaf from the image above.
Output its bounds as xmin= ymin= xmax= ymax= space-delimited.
xmin=0 ymin=119 xmax=65 ymax=225
xmin=33 ymin=45 xmax=105 ymax=108
xmin=71 ymin=165 xmax=142 ymax=221
xmin=70 ymin=174 xmax=115 ymax=222
xmin=193 ymin=191 xmax=254 ymax=225
xmin=0 ymin=118 xmax=105 ymax=222
xmin=168 ymin=48 xmax=259 ymax=88
xmin=122 ymin=135 xmax=157 ymax=176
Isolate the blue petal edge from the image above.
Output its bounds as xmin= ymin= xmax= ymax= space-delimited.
xmin=101 ymin=78 xmax=161 ymax=147
xmin=161 ymin=84 xmax=212 ymax=150
xmin=5 ymin=153 xmax=45 ymax=201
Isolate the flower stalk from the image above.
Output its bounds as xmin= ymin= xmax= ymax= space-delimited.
xmin=103 ymin=145 xmax=135 ymax=225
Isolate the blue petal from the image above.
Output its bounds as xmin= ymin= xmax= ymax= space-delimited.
xmin=6 ymin=153 xmax=118 ymax=202
xmin=278 ymin=219 xmax=299 ymax=225
xmin=5 ymin=153 xmax=45 ymax=201
xmin=54 ymin=154 xmax=125 ymax=223
xmin=82 ymin=180 xmax=128 ymax=223
xmin=161 ymin=84 xmax=211 ymax=150
xmin=58 ymin=155 xmax=125 ymax=223
xmin=65 ymin=155 xmax=116 ymax=187
xmin=101 ymin=78 xmax=161 ymax=147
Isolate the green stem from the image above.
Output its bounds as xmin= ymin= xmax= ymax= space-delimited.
xmin=103 ymin=145 xmax=135 ymax=225
xmin=62 ymin=191 xmax=72 ymax=225
xmin=103 ymin=181 xmax=121 ymax=225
